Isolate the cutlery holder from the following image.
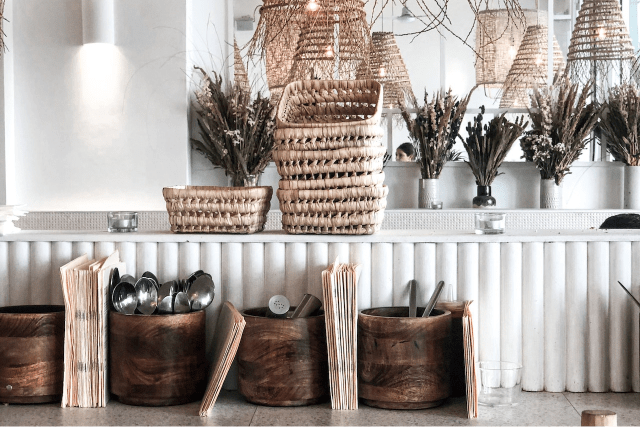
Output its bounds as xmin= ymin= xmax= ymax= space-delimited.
xmin=109 ymin=310 xmax=207 ymax=406
xmin=237 ymin=307 xmax=329 ymax=406
xmin=358 ymin=307 xmax=452 ymax=409
xmin=0 ymin=305 xmax=65 ymax=403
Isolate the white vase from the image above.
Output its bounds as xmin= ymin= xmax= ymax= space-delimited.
xmin=624 ymin=165 xmax=640 ymax=209
xmin=540 ymin=178 xmax=562 ymax=209
xmin=418 ymin=178 xmax=440 ymax=208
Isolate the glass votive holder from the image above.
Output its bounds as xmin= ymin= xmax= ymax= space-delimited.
xmin=478 ymin=361 xmax=523 ymax=407
xmin=429 ymin=200 xmax=443 ymax=209
xmin=108 ymin=212 xmax=138 ymax=233
xmin=474 ymin=212 xmax=506 ymax=234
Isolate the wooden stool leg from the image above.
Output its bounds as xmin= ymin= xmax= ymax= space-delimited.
xmin=581 ymin=410 xmax=617 ymax=426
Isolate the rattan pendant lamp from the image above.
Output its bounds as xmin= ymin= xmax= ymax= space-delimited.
xmin=499 ymin=24 xmax=565 ymax=108
xmin=367 ymin=31 xmax=414 ymax=108
xmin=234 ymin=41 xmax=251 ymax=94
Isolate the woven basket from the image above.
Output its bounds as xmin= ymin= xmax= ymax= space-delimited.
xmin=278 ymin=172 xmax=385 ymax=190
xmin=276 ymin=79 xmax=383 ymax=128
xmin=273 ymin=146 xmax=386 ymax=180
xmin=275 ymin=125 xmax=384 ymax=151
xmin=277 ymin=186 xmax=388 ymax=214
xmin=281 ymin=211 xmax=384 ymax=235
xmin=162 ymin=186 xmax=272 ymax=234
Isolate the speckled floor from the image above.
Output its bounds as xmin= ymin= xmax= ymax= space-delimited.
xmin=1 ymin=390 xmax=638 ymax=426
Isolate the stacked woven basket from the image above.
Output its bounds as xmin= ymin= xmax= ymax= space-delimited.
xmin=274 ymin=79 xmax=388 ymax=234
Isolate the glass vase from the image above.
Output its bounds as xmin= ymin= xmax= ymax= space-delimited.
xmin=228 ymin=174 xmax=259 ymax=187
xmin=418 ymin=178 xmax=441 ymax=209
xmin=472 ymin=185 xmax=496 ymax=208
xmin=540 ymin=178 xmax=562 ymax=209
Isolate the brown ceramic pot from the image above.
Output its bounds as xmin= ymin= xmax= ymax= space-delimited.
xmin=0 ymin=305 xmax=65 ymax=404
xmin=237 ymin=307 xmax=329 ymax=406
xmin=358 ymin=307 xmax=452 ymax=409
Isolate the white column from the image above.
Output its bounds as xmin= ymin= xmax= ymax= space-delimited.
xmin=544 ymin=242 xmax=566 ymax=392
xmin=350 ymin=243 xmax=372 ymax=310
xmin=565 ymin=242 xmax=588 ymax=392
xmin=30 ymin=242 xmax=52 ymax=305
xmin=632 ymin=242 xmax=640 ymax=391
xmin=243 ymin=243 xmax=265 ymax=310
xmin=179 ymin=242 xmax=201 ymax=279
xmin=522 ymin=242 xmax=544 ymax=391
xmin=265 ymin=242 xmax=286 ymax=300
xmin=136 ymin=242 xmax=158 ymax=279
xmin=371 ymin=243 xmax=393 ymax=307
xmin=115 ymin=241 xmax=137 ymax=278
xmin=222 ymin=243 xmax=243 ymax=309
xmin=479 ymin=242 xmax=500 ymax=363
xmin=414 ymin=243 xmax=436 ymax=308
xmin=0 ymin=242 xmax=8 ymax=307
xmin=501 ymin=243 xmax=522 ymax=367
xmin=393 ymin=243 xmax=414 ymax=306
xmin=458 ymin=242 xmax=479 ymax=351
xmin=609 ymin=241 xmax=632 ymax=392
xmin=307 ymin=243 xmax=328 ymax=301
xmin=201 ymin=242 xmax=222 ymax=360
xmin=157 ymin=242 xmax=179 ymax=284
xmin=285 ymin=242 xmax=307 ymax=306
xmin=73 ymin=241 xmax=94 ymax=260
xmin=437 ymin=243 xmax=457 ymax=301
xmin=9 ymin=242 xmax=30 ymax=306
xmin=587 ymin=241 xmax=610 ymax=392
xmin=50 ymin=242 xmax=73 ymax=306
xmin=328 ymin=242 xmax=350 ymax=265
xmin=94 ymin=241 xmax=115 ymax=260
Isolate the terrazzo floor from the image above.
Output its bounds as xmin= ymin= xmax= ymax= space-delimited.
xmin=1 ymin=390 xmax=638 ymax=426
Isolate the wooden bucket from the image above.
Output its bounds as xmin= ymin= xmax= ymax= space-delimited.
xmin=358 ymin=307 xmax=452 ymax=409
xmin=109 ymin=310 xmax=207 ymax=406
xmin=237 ymin=307 xmax=329 ymax=406
xmin=0 ymin=305 xmax=65 ymax=404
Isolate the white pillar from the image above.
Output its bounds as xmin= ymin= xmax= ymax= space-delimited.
xmin=30 ymin=242 xmax=52 ymax=305
xmin=458 ymin=242 xmax=479 ymax=351
xmin=632 ymin=242 xmax=640 ymax=391
xmin=157 ymin=242 xmax=179 ymax=284
xmin=609 ymin=241 xmax=632 ymax=392
xmin=115 ymin=241 xmax=136 ymax=278
xmin=393 ymin=243 xmax=414 ymax=306
xmin=414 ymin=243 xmax=437 ymax=308
xmin=265 ymin=242 xmax=286 ymax=300
xmin=371 ymin=243 xmax=393 ymax=307
xmin=436 ymin=242 xmax=457 ymax=301
xmin=9 ymin=242 xmax=30 ymax=305
xmin=285 ymin=242 xmax=307 ymax=306
xmin=479 ymin=242 xmax=500 ymax=363
xmin=522 ymin=242 xmax=544 ymax=391
xmin=587 ymin=241 xmax=610 ymax=392
xmin=501 ymin=243 xmax=522 ymax=366
xmin=136 ymin=242 xmax=158 ymax=279
xmin=201 ymin=242 xmax=222 ymax=361
xmin=179 ymin=242 xmax=200 ymax=279
xmin=50 ymin=242 xmax=73 ymax=306
xmin=544 ymin=242 xmax=566 ymax=392
xmin=222 ymin=243 xmax=243 ymax=309
xmin=565 ymin=242 xmax=588 ymax=392
xmin=243 ymin=243 xmax=265 ymax=310
xmin=0 ymin=242 xmax=8 ymax=307
xmin=350 ymin=243 xmax=372 ymax=310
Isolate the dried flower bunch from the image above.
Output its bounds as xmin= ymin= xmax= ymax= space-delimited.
xmin=600 ymin=84 xmax=640 ymax=166
xmin=463 ymin=107 xmax=527 ymax=186
xmin=191 ymin=67 xmax=276 ymax=186
xmin=400 ymin=89 xmax=471 ymax=179
xmin=520 ymin=76 xmax=599 ymax=184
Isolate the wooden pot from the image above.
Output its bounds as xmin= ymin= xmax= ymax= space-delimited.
xmin=0 ymin=305 xmax=65 ymax=404
xmin=109 ymin=310 xmax=207 ymax=406
xmin=237 ymin=307 xmax=329 ymax=406
xmin=358 ymin=307 xmax=452 ymax=409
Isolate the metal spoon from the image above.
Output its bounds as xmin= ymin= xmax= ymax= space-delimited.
xmin=187 ymin=275 xmax=215 ymax=311
xmin=135 ymin=277 xmax=158 ymax=315
xmin=120 ymin=274 xmax=136 ymax=285
xmin=109 ymin=267 xmax=121 ymax=310
xmin=174 ymin=292 xmax=190 ymax=313
xmin=422 ymin=280 xmax=445 ymax=318
xmin=142 ymin=271 xmax=159 ymax=290
xmin=112 ymin=281 xmax=137 ymax=314
xmin=157 ymin=280 xmax=178 ymax=314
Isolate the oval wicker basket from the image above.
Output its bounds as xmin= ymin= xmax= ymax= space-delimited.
xmin=278 ymin=172 xmax=385 ymax=191
xmin=277 ymin=186 xmax=388 ymax=215
xmin=162 ymin=185 xmax=272 ymax=234
xmin=275 ymin=125 xmax=384 ymax=151
xmin=281 ymin=211 xmax=384 ymax=235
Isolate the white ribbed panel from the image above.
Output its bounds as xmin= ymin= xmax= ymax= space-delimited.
xmin=307 ymin=243 xmax=328 ymax=301
xmin=457 ymin=243 xmax=479 ymax=351
xmin=72 ymin=241 xmax=94 ymax=260
xmin=587 ymin=241 xmax=610 ymax=392
xmin=243 ymin=243 xmax=265 ymax=309
xmin=632 ymin=242 xmax=640 ymax=392
xmin=501 ymin=243 xmax=522 ymax=367
xmin=136 ymin=243 xmax=158 ymax=280
xmin=0 ymin=242 xmax=8 ymax=307
xmin=565 ymin=242 xmax=588 ymax=392
xmin=371 ymin=243 xmax=393 ymax=307
xmin=157 ymin=243 xmax=179 ymax=285
xmin=393 ymin=243 xmax=414 ymax=307
xmin=10 ymin=242 xmax=30 ymax=305
xmin=285 ymin=243 xmax=307 ymax=306
xmin=328 ymin=242 xmax=350 ymax=266
xmin=437 ymin=242 xmax=457 ymax=301
xmin=522 ymin=242 xmax=544 ymax=391
xmin=50 ymin=242 xmax=72 ymax=305
xmin=351 ymin=243 xmax=372 ymax=310
xmin=479 ymin=243 xmax=500 ymax=363
xmin=414 ymin=243 xmax=436 ymax=307
xmin=609 ymin=242 xmax=632 ymax=392
xmin=179 ymin=242 xmax=200 ymax=280
xmin=544 ymin=242 xmax=566 ymax=392
xmin=265 ymin=243 xmax=286 ymax=300
xmin=201 ymin=242 xmax=222 ymax=359
xmin=115 ymin=242 xmax=136 ymax=278
xmin=30 ymin=242 xmax=51 ymax=305
xmin=222 ymin=243 xmax=243 ymax=309
xmin=94 ymin=241 xmax=115 ymax=260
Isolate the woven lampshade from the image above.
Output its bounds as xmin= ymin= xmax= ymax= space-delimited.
xmin=265 ymin=22 xmax=300 ymax=106
xmin=500 ymin=25 xmax=565 ymax=108
xmin=362 ymin=32 xmax=414 ymax=108
xmin=234 ymin=41 xmax=251 ymax=94
xmin=475 ymin=9 xmax=545 ymax=88
xmin=247 ymin=0 xmax=305 ymax=58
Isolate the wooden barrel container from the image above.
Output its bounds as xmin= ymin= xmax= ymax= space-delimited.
xmin=237 ymin=308 xmax=329 ymax=406
xmin=358 ymin=307 xmax=452 ymax=409
xmin=0 ymin=305 xmax=65 ymax=404
xmin=109 ymin=310 xmax=207 ymax=406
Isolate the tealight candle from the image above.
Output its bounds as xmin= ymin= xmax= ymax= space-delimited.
xmin=474 ymin=212 xmax=506 ymax=235
xmin=108 ymin=212 xmax=138 ymax=233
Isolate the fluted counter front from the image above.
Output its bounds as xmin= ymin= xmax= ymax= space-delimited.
xmin=1 ymin=229 xmax=639 ymax=393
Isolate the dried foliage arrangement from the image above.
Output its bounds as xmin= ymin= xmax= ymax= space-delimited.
xmin=520 ymin=76 xmax=599 ymax=184
xmin=463 ymin=107 xmax=527 ymax=186
xmin=599 ymin=84 xmax=640 ymax=166
xmin=191 ymin=67 xmax=276 ymax=186
xmin=400 ymin=90 xmax=471 ymax=179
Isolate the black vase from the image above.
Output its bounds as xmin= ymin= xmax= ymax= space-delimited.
xmin=473 ymin=185 xmax=496 ymax=208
